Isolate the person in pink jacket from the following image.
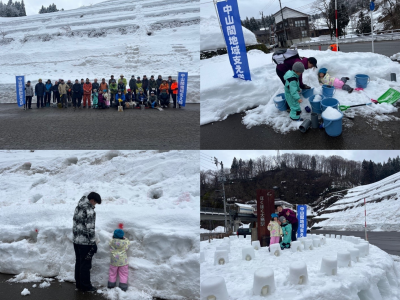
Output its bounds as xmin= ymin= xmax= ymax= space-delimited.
xmin=107 ymin=229 xmax=130 ymax=291
xmin=318 ymin=68 xmax=354 ymax=93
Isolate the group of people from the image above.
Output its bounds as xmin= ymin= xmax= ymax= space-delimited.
xmin=267 ymin=205 xmax=298 ymax=250
xmin=24 ymin=74 xmax=181 ymax=110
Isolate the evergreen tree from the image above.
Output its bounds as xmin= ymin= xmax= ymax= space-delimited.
xmin=20 ymin=0 xmax=25 ymax=16
xmin=356 ymin=10 xmax=371 ymax=34
xmin=231 ymin=157 xmax=239 ymax=179
xmin=311 ymin=156 xmax=317 ymax=171
xmin=39 ymin=3 xmax=59 ymax=14
xmin=329 ymin=0 xmax=350 ymax=36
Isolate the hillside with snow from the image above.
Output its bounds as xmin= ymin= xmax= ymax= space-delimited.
xmin=0 ymin=0 xmax=200 ymax=103
xmin=313 ymin=171 xmax=400 ymax=231
xmin=0 ymin=150 xmax=200 ymax=300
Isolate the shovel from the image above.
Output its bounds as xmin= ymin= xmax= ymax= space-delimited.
xmin=355 ymin=88 xmax=378 ymax=103
xmin=339 ymin=103 xmax=372 ymax=111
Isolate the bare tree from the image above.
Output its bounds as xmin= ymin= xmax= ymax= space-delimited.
xmin=312 ymin=0 xmax=334 ymax=39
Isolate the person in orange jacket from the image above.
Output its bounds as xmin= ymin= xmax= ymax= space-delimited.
xmin=328 ymin=44 xmax=339 ymax=51
xmin=158 ymin=80 xmax=170 ymax=108
xmin=83 ymin=78 xmax=92 ymax=108
xmin=170 ymin=79 xmax=180 ymax=108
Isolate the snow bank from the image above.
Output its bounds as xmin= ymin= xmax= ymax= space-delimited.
xmin=391 ymin=52 xmax=400 ymax=62
xmin=314 ymin=171 xmax=400 ymax=231
xmin=0 ymin=150 xmax=200 ymax=300
xmin=201 ymin=49 xmax=400 ymax=133
xmin=21 ymin=288 xmax=30 ymax=296
xmin=200 ymin=237 xmax=400 ymax=299
xmin=200 ymin=1 xmax=257 ymax=51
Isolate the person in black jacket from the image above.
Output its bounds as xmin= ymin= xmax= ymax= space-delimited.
xmin=92 ymin=78 xmax=100 ymax=93
xmin=35 ymin=79 xmax=45 ymax=108
xmin=156 ymin=75 xmax=163 ymax=97
xmin=72 ymin=79 xmax=83 ymax=109
xmin=142 ymin=75 xmax=149 ymax=96
xmin=52 ymin=81 xmax=60 ymax=104
xmin=44 ymin=79 xmax=53 ymax=107
xmin=129 ymin=75 xmax=137 ymax=100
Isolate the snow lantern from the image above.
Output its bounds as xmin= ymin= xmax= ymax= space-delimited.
xmin=297 ymin=237 xmax=307 ymax=243
xmin=312 ymin=238 xmax=321 ymax=248
xmin=252 ymin=240 xmax=261 ymax=250
xmin=288 ymin=262 xmax=308 ymax=285
xmin=348 ymin=248 xmax=360 ymax=263
xmin=216 ymin=243 xmax=230 ymax=254
xmin=320 ymin=256 xmax=338 ymax=275
xmin=319 ymin=235 xmax=326 ymax=245
xmin=290 ymin=241 xmax=302 ymax=253
xmin=214 ymin=250 xmax=229 ymax=265
xmin=239 ymin=235 xmax=245 ymax=240
xmin=223 ymin=237 xmax=230 ymax=245
xmin=342 ymin=236 xmax=348 ymax=241
xmin=200 ymin=252 xmax=205 ymax=263
xmin=337 ymin=251 xmax=352 ymax=267
xmin=335 ymin=235 xmax=341 ymax=239
xmin=303 ymin=239 xmax=314 ymax=251
xmin=229 ymin=235 xmax=237 ymax=241
xmin=330 ymin=234 xmax=335 ymax=238
xmin=359 ymin=242 xmax=369 ymax=255
xmin=252 ymin=268 xmax=276 ymax=296
xmin=242 ymin=247 xmax=255 ymax=261
xmin=354 ymin=243 xmax=368 ymax=257
xmin=200 ymin=276 xmax=229 ymax=300
xmin=269 ymin=243 xmax=282 ymax=257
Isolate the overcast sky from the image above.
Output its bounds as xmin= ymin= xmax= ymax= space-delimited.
xmin=24 ymin=0 xmax=104 ymax=15
xmin=200 ymin=150 xmax=400 ymax=170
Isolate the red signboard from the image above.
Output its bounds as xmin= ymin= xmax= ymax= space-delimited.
xmin=256 ymin=189 xmax=275 ymax=246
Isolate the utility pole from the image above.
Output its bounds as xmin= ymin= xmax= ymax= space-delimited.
xmin=214 ymin=157 xmax=228 ymax=233
xmin=278 ymin=0 xmax=288 ymax=47
xmin=335 ymin=0 xmax=339 ymax=51
xmin=370 ymin=0 xmax=375 ymax=53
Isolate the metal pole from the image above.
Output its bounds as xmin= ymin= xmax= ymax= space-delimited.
xmin=364 ymin=198 xmax=368 ymax=241
xmin=278 ymin=0 xmax=288 ymax=47
xmin=371 ymin=8 xmax=374 ymax=53
xmin=221 ymin=170 xmax=227 ymax=233
xmin=335 ymin=0 xmax=339 ymax=51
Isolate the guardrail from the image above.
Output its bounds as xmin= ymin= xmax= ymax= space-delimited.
xmin=200 ymin=207 xmax=230 ymax=215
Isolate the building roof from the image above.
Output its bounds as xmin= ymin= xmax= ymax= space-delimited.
xmin=272 ymin=6 xmax=310 ymax=18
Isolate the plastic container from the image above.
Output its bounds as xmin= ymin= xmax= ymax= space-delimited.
xmin=301 ymin=88 xmax=314 ymax=99
xmin=311 ymin=113 xmax=319 ymax=128
xmin=309 ymin=95 xmax=324 ymax=114
xmin=322 ymin=85 xmax=335 ymax=98
xmin=322 ymin=109 xmax=343 ymax=137
xmin=273 ymin=93 xmax=288 ymax=111
xmin=321 ymin=98 xmax=340 ymax=112
xmin=355 ymin=74 xmax=370 ymax=88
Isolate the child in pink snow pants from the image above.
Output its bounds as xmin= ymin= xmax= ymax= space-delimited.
xmin=268 ymin=213 xmax=282 ymax=245
xmin=107 ymin=229 xmax=130 ymax=291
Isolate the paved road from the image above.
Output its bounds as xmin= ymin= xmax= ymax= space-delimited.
xmin=0 ymin=273 xmax=166 ymax=300
xmin=200 ymin=108 xmax=400 ymax=149
xmin=311 ymin=230 xmax=400 ymax=256
xmin=0 ymin=104 xmax=199 ymax=150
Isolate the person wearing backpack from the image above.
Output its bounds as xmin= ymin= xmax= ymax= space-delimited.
xmin=284 ymin=62 xmax=304 ymax=121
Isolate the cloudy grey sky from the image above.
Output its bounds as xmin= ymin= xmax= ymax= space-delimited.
xmin=200 ymin=150 xmax=400 ymax=170
xmin=24 ymin=0 xmax=104 ymax=15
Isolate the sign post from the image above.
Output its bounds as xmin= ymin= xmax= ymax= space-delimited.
xmin=215 ymin=0 xmax=251 ymax=81
xmin=177 ymin=72 xmax=188 ymax=107
xmin=297 ymin=205 xmax=307 ymax=238
xmin=256 ymin=189 xmax=275 ymax=247
xmin=16 ymin=76 xmax=26 ymax=109
xmin=370 ymin=1 xmax=375 ymax=53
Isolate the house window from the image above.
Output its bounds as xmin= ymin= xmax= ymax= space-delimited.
xmin=302 ymin=30 xmax=308 ymax=37
xmin=295 ymin=20 xmax=306 ymax=27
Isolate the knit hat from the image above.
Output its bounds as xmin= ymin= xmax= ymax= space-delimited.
xmin=113 ymin=229 xmax=124 ymax=239
xmin=279 ymin=216 xmax=286 ymax=223
xmin=103 ymin=89 xmax=107 ymax=92
xmin=271 ymin=213 xmax=278 ymax=219
xmin=319 ymin=68 xmax=327 ymax=74
xmin=308 ymin=57 xmax=317 ymax=68
xmin=293 ymin=62 xmax=305 ymax=73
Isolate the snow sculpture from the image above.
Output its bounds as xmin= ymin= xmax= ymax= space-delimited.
xmin=297 ymin=237 xmax=307 ymax=243
xmin=214 ymin=250 xmax=229 ymax=265
xmin=200 ymin=252 xmax=205 ymax=263
xmin=290 ymin=241 xmax=302 ymax=252
xmin=223 ymin=237 xmax=230 ymax=245
xmin=335 ymin=235 xmax=341 ymax=239
xmin=216 ymin=243 xmax=230 ymax=253
xmin=319 ymin=235 xmax=326 ymax=245
xmin=239 ymin=235 xmax=244 ymax=240
xmin=242 ymin=247 xmax=256 ymax=261
xmin=229 ymin=236 xmax=236 ymax=241
xmin=252 ymin=240 xmax=261 ymax=250
xmin=312 ymin=238 xmax=321 ymax=248
xmin=288 ymin=262 xmax=308 ymax=285
xmin=252 ymin=268 xmax=276 ymax=296
xmin=348 ymin=248 xmax=360 ymax=262
xmin=330 ymin=234 xmax=335 ymax=238
xmin=337 ymin=251 xmax=352 ymax=267
xmin=359 ymin=241 xmax=369 ymax=255
xmin=303 ymin=239 xmax=314 ymax=251
xmin=355 ymin=243 xmax=369 ymax=257
xmin=320 ymin=256 xmax=338 ymax=275
xmin=269 ymin=243 xmax=282 ymax=257
xmin=200 ymin=276 xmax=229 ymax=300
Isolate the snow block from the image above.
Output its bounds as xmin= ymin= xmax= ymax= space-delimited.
xmin=252 ymin=240 xmax=261 ymax=250
xmin=269 ymin=243 xmax=282 ymax=257
xmin=200 ymin=252 xmax=205 ymax=263
xmin=348 ymin=248 xmax=360 ymax=263
xmin=355 ymin=243 xmax=369 ymax=257
xmin=253 ymin=268 xmax=276 ymax=296
xmin=201 ymin=276 xmax=229 ymax=300
xmin=330 ymin=234 xmax=335 ymax=238
xmin=290 ymin=241 xmax=302 ymax=253
xmin=223 ymin=237 xmax=230 ymax=245
xmin=337 ymin=251 xmax=352 ymax=267
xmin=239 ymin=235 xmax=245 ymax=240
xmin=214 ymin=250 xmax=229 ymax=266
xmin=288 ymin=262 xmax=308 ymax=285
xmin=335 ymin=235 xmax=341 ymax=239
xmin=360 ymin=242 xmax=369 ymax=255
xmin=216 ymin=243 xmax=230 ymax=254
xmin=312 ymin=238 xmax=321 ymax=248
xmin=319 ymin=235 xmax=326 ymax=245
xmin=229 ymin=236 xmax=237 ymax=241
xmin=242 ymin=247 xmax=256 ymax=261
xmin=320 ymin=256 xmax=338 ymax=275
xmin=303 ymin=239 xmax=314 ymax=251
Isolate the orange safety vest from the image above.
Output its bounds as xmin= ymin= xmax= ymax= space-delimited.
xmin=329 ymin=44 xmax=338 ymax=52
xmin=171 ymin=82 xmax=178 ymax=95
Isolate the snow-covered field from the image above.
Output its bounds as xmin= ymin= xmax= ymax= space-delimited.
xmin=0 ymin=150 xmax=200 ymax=300
xmin=200 ymin=49 xmax=400 ymax=133
xmin=313 ymin=171 xmax=400 ymax=231
xmin=200 ymin=236 xmax=400 ymax=300
xmin=0 ymin=0 xmax=200 ymax=103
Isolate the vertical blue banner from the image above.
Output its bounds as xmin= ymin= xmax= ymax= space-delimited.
xmin=16 ymin=76 xmax=26 ymax=107
xmin=297 ymin=205 xmax=307 ymax=238
xmin=177 ymin=72 xmax=188 ymax=107
xmin=216 ymin=0 xmax=251 ymax=81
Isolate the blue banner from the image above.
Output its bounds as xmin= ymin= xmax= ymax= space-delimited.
xmin=216 ymin=0 xmax=251 ymax=81
xmin=177 ymin=72 xmax=188 ymax=107
xmin=16 ymin=76 xmax=26 ymax=107
xmin=370 ymin=1 xmax=375 ymax=11
xmin=297 ymin=205 xmax=307 ymax=238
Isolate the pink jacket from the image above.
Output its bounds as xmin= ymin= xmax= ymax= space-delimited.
xmin=319 ymin=73 xmax=344 ymax=89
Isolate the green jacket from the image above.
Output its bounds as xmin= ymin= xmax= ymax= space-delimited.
xmin=284 ymin=70 xmax=301 ymax=104
xmin=109 ymin=237 xmax=130 ymax=267
xmin=280 ymin=222 xmax=292 ymax=248
xmin=149 ymin=79 xmax=157 ymax=90
xmin=110 ymin=83 xmax=118 ymax=95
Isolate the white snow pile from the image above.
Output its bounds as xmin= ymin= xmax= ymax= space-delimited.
xmin=391 ymin=52 xmax=400 ymax=62
xmin=0 ymin=150 xmax=200 ymax=300
xmin=313 ymin=171 xmax=400 ymax=231
xmin=39 ymin=281 xmax=51 ymax=288
xmin=21 ymin=288 xmax=30 ymax=296
xmin=200 ymin=49 xmax=400 ymax=133
xmin=322 ymin=107 xmax=342 ymax=119
xmin=200 ymin=0 xmax=257 ymax=51
xmin=0 ymin=0 xmax=200 ymax=103
xmin=200 ymin=226 xmax=225 ymax=234
xmin=200 ymin=236 xmax=400 ymax=299
xmin=6 ymin=271 xmax=44 ymax=283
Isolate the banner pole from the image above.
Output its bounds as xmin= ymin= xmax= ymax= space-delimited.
xmin=364 ymin=198 xmax=368 ymax=241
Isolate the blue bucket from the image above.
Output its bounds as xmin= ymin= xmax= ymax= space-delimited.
xmin=322 ymin=109 xmax=343 ymax=137
xmin=309 ymin=94 xmax=324 ymax=114
xmin=273 ymin=93 xmax=288 ymax=111
xmin=321 ymin=97 xmax=340 ymax=112
xmin=355 ymin=74 xmax=370 ymax=88
xmin=322 ymin=85 xmax=335 ymax=98
xmin=301 ymin=88 xmax=314 ymax=99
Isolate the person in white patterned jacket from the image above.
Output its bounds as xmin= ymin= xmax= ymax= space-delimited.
xmin=72 ymin=192 xmax=101 ymax=292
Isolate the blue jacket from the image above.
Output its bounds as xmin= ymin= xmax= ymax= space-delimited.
xmin=136 ymin=93 xmax=147 ymax=102
xmin=35 ymin=82 xmax=45 ymax=96
xmin=45 ymin=83 xmax=53 ymax=93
